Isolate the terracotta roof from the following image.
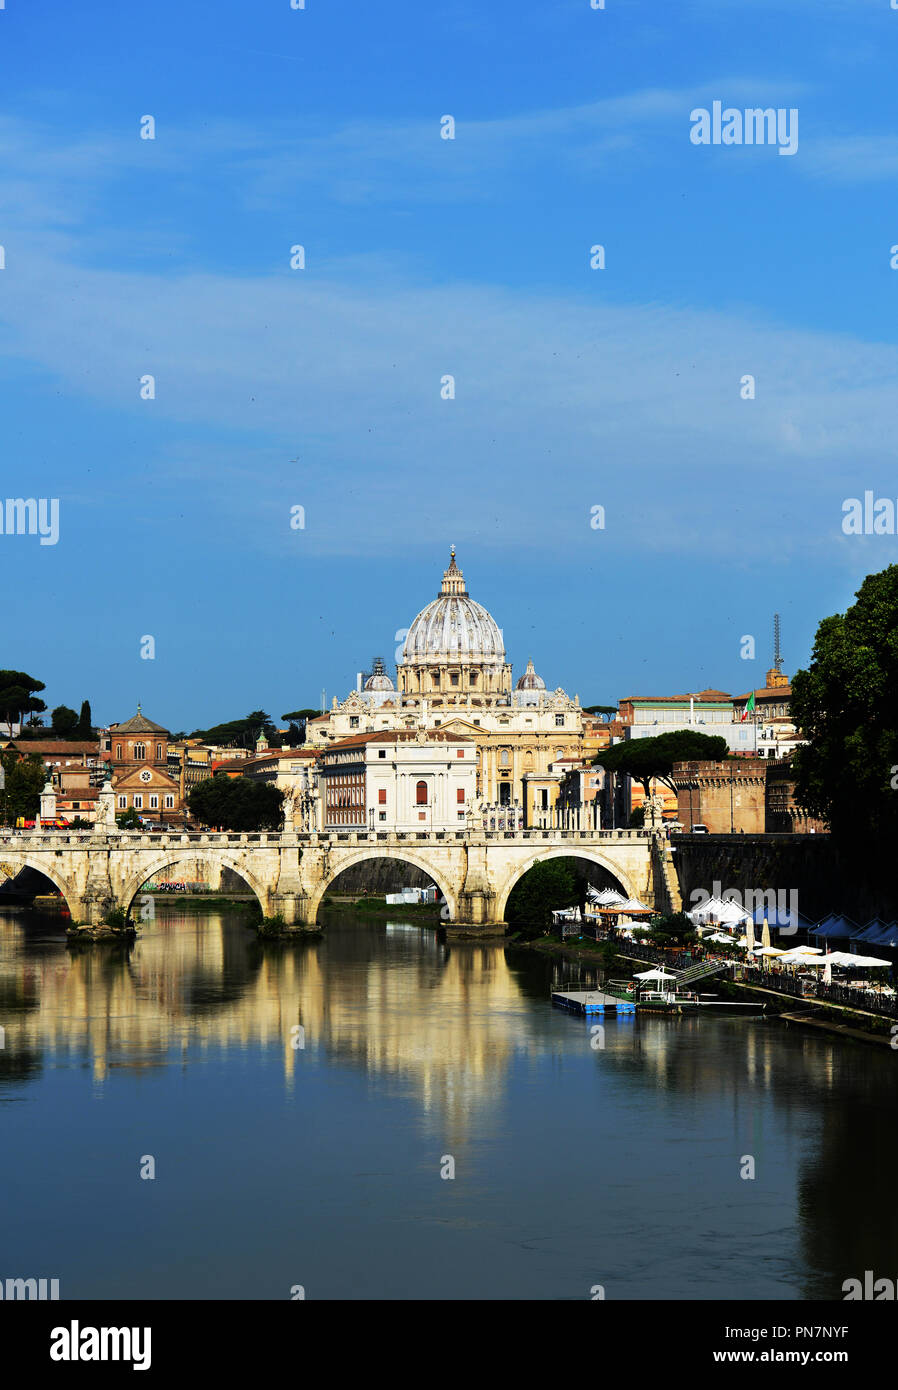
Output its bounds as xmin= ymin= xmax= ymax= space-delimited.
xmin=324 ymin=730 xmax=472 ymax=752
xmin=109 ymin=709 xmax=169 ymax=735
xmin=240 ymin=748 xmax=317 ymax=769
xmin=622 ymin=689 xmax=732 ymax=703
xmin=2 ymin=740 xmax=98 ymax=755
xmin=733 ymin=686 xmax=792 ymax=701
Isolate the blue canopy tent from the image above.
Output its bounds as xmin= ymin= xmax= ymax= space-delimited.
xmin=811 ymin=913 xmax=862 ymax=943
xmin=750 ymin=904 xmax=815 ymax=932
xmin=854 ymin=919 xmax=889 ymax=943
xmin=855 ymin=920 xmax=898 ymax=950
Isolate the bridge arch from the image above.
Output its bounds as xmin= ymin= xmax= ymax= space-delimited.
xmin=119 ymin=852 xmax=269 ymax=919
xmin=308 ymin=848 xmax=458 ymax=925
xmin=494 ymin=848 xmax=638 ymax=924
xmin=0 ymin=857 xmax=82 ymax=917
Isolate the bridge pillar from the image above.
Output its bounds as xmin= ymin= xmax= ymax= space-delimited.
xmin=452 ymin=841 xmax=505 ymax=934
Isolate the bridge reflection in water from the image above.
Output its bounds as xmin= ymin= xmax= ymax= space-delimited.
xmin=0 ymin=906 xmax=568 ymax=1136
xmin=3 ymin=903 xmax=898 ymax=1299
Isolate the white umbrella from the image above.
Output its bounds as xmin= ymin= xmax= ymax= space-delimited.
xmin=745 ymin=919 xmax=755 ymax=952
xmin=825 ymin=951 xmax=868 ymax=968
xmin=846 ymin=954 xmax=891 ymax=968
xmin=633 ymin=967 xmax=677 ymax=981
xmin=761 ymin=917 xmax=771 ymax=950
xmin=753 ymin=946 xmax=787 ymax=957
xmin=823 ymin=958 xmax=832 ymax=985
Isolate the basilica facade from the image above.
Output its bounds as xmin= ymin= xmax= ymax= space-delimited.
xmin=306 ymin=550 xmax=606 ymax=817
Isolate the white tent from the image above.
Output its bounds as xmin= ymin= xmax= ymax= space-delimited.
xmin=633 ymin=967 xmax=677 ymax=981
xmin=687 ymin=896 xmax=751 ymax=927
xmin=588 ymin=886 xmax=627 ymax=906
xmin=844 ymin=954 xmax=891 ymax=968
xmin=707 ymin=932 xmax=737 ymax=945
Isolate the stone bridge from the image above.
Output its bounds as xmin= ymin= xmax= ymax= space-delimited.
xmin=0 ymin=826 xmax=679 ymax=930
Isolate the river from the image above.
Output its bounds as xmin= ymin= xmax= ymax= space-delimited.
xmin=0 ymin=902 xmax=893 ymax=1301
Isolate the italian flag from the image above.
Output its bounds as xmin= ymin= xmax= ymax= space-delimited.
xmin=741 ymin=692 xmax=755 ymax=723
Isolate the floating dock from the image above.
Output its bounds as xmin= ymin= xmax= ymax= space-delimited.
xmin=551 ymin=989 xmax=636 ymax=1016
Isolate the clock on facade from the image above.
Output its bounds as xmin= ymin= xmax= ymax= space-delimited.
xmin=139 ymin=769 xmax=152 ymax=783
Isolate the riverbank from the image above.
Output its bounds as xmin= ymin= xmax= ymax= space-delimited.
xmin=320 ymin=896 xmax=442 ymax=921
xmin=510 ymin=935 xmax=897 ymax=1047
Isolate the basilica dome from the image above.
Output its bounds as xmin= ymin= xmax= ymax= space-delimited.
xmin=402 ymin=549 xmax=506 ymax=667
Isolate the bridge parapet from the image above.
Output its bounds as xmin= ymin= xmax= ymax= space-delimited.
xmin=0 ymin=825 xmax=660 ymax=928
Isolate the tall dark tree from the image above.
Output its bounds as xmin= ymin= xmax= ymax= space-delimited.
xmin=0 ymin=671 xmax=46 ymax=736
xmin=791 ymin=564 xmax=898 ymax=861
xmin=595 ymin=730 xmax=729 ymax=798
xmin=505 ymin=859 xmax=578 ymax=930
xmin=0 ymin=751 xmax=45 ymax=823
xmin=188 ymin=773 xmax=284 ymax=831
xmin=281 ymin=708 xmax=320 ymax=742
xmin=77 ymin=700 xmax=93 ymax=738
xmin=51 ymin=705 xmax=79 ymax=737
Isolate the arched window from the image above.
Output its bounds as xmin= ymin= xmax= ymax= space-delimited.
xmin=416 ymin=780 xmax=428 ymax=805
xmin=500 ymin=749 xmax=510 ymax=767
xmin=134 ymin=743 xmax=145 ymax=760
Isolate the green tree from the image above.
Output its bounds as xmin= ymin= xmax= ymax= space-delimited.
xmin=645 ymin=911 xmax=697 ymax=948
xmin=281 ymin=708 xmax=320 ymax=741
xmin=583 ymin=705 xmax=618 ymax=720
xmin=77 ymin=700 xmax=93 ymax=738
xmin=505 ymin=859 xmax=578 ymax=931
xmin=116 ymin=807 xmax=143 ymax=829
xmin=791 ymin=565 xmax=898 ymax=859
xmin=0 ymin=670 xmax=47 ymax=736
xmin=51 ymin=705 xmax=79 ymax=737
xmin=188 ymin=773 xmax=284 ymax=831
xmin=595 ymin=730 xmax=730 ymax=798
xmin=189 ymin=710 xmax=278 ymax=749
xmin=0 ymin=751 xmax=45 ymax=823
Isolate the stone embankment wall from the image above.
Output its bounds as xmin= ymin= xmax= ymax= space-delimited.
xmin=672 ymin=834 xmax=898 ymax=924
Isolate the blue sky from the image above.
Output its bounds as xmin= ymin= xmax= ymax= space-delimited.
xmin=2 ymin=0 xmax=898 ymax=730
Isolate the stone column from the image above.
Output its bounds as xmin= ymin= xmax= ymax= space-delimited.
xmin=40 ymin=780 xmax=57 ymax=824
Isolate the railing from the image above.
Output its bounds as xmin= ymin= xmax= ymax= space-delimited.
xmin=742 ymin=967 xmax=898 ymax=1018
xmin=0 ymin=825 xmax=655 ymax=849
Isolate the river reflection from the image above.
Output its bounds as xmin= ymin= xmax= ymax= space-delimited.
xmin=0 ymin=904 xmax=894 ymax=1300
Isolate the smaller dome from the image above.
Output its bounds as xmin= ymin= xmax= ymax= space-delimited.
xmin=364 ymin=657 xmax=394 ymax=692
xmin=516 ymin=658 xmax=545 ymax=691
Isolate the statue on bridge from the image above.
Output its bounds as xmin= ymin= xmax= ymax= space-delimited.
xmin=93 ymin=780 xmax=118 ymax=833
